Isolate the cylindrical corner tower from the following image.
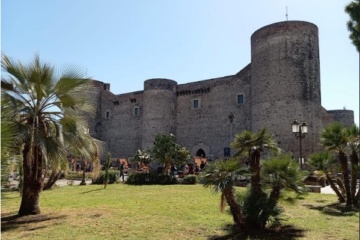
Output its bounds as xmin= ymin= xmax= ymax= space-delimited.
xmin=327 ymin=110 xmax=355 ymax=128
xmin=142 ymin=78 xmax=177 ymax=150
xmin=250 ymin=21 xmax=322 ymax=157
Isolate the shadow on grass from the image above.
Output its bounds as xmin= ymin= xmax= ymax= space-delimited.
xmin=208 ymin=223 xmax=305 ymax=240
xmin=303 ymin=203 xmax=359 ymax=217
xmin=80 ymin=188 xmax=103 ymax=194
xmin=1 ymin=214 xmax=66 ymax=232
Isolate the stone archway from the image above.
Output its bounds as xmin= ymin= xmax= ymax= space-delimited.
xmin=191 ymin=143 xmax=210 ymax=158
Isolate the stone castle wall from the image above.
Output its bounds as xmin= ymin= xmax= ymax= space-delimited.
xmin=88 ymin=21 xmax=354 ymax=161
xmin=92 ymin=85 xmax=144 ymax=158
xmin=175 ymin=65 xmax=252 ymax=159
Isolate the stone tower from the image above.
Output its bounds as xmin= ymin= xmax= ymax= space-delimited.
xmin=327 ymin=110 xmax=355 ymax=128
xmin=141 ymin=78 xmax=177 ymax=150
xmin=250 ymin=21 xmax=323 ymax=155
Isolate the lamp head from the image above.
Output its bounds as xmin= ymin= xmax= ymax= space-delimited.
xmin=301 ymin=122 xmax=308 ymax=134
xmin=292 ymin=120 xmax=299 ymax=133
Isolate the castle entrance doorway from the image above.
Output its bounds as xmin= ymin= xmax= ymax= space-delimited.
xmin=196 ymin=149 xmax=206 ymax=158
xmin=194 ymin=149 xmax=207 ymax=171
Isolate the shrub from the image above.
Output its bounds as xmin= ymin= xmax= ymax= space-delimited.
xmin=181 ymin=175 xmax=198 ymax=185
xmin=92 ymin=171 xmax=119 ymax=184
xmin=126 ymin=173 xmax=178 ymax=185
xmin=65 ymin=171 xmax=92 ymax=180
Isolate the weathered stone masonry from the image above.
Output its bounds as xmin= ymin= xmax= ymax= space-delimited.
xmin=87 ymin=21 xmax=354 ymax=161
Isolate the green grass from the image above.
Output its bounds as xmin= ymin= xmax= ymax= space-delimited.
xmin=1 ymin=184 xmax=359 ymax=240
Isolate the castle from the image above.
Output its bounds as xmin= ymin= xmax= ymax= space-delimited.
xmin=87 ymin=21 xmax=354 ymax=162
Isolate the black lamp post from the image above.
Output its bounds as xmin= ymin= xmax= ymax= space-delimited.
xmin=291 ymin=120 xmax=308 ymax=169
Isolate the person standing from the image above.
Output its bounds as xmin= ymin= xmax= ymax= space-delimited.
xmin=119 ymin=162 xmax=125 ymax=182
xmin=200 ymin=161 xmax=206 ymax=170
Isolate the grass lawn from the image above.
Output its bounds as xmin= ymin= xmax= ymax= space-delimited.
xmin=1 ymin=184 xmax=359 ymax=240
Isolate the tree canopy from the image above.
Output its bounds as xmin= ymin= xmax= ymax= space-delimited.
xmin=151 ymin=134 xmax=190 ymax=174
xmin=345 ymin=0 xmax=360 ymax=52
xmin=1 ymin=54 xmax=101 ymax=215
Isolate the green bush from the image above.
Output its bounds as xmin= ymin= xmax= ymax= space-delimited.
xmin=126 ymin=173 xmax=178 ymax=185
xmin=181 ymin=175 xmax=198 ymax=185
xmin=65 ymin=171 xmax=92 ymax=180
xmin=92 ymin=171 xmax=119 ymax=184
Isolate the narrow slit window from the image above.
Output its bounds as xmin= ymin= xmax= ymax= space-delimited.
xmin=106 ymin=110 xmax=110 ymax=119
xmin=193 ymin=99 xmax=199 ymax=109
xmin=134 ymin=107 xmax=140 ymax=116
xmin=237 ymin=94 xmax=244 ymax=104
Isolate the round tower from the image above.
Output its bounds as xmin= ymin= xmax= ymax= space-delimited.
xmin=142 ymin=78 xmax=177 ymax=150
xmin=327 ymin=110 xmax=354 ymax=128
xmin=250 ymin=21 xmax=322 ymax=157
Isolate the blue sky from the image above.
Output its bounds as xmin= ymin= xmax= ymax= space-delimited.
xmin=2 ymin=0 xmax=359 ymax=125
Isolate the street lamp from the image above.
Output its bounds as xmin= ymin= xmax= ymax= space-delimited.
xmin=291 ymin=120 xmax=308 ymax=169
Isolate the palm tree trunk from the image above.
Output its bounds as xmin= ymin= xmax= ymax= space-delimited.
xmin=80 ymin=160 xmax=86 ymax=185
xmin=223 ymin=188 xmax=245 ymax=229
xmin=250 ymin=150 xmax=261 ymax=194
xmin=336 ymin=178 xmax=346 ymax=196
xmin=339 ymin=152 xmax=352 ymax=206
xmin=355 ymin=190 xmax=360 ymax=206
xmin=350 ymin=151 xmax=359 ymax=205
xmin=43 ymin=170 xmax=61 ymax=190
xmin=325 ymin=173 xmax=345 ymax=203
xmin=18 ymin=144 xmax=43 ymax=215
xmin=269 ymin=185 xmax=281 ymax=203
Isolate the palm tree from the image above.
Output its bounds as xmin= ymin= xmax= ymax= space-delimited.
xmin=235 ymin=154 xmax=306 ymax=230
xmin=201 ymin=158 xmax=248 ymax=229
xmin=320 ymin=122 xmax=352 ymax=206
xmin=1 ymin=54 xmax=100 ymax=215
xmin=307 ymin=152 xmax=345 ymax=203
xmin=261 ymin=153 xmax=307 ymax=203
xmin=231 ymin=129 xmax=280 ymax=195
xmin=346 ymin=125 xmax=359 ymax=205
xmin=1 ymin=96 xmax=20 ymax=186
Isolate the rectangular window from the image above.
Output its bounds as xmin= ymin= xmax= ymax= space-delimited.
xmin=237 ymin=94 xmax=244 ymax=104
xmin=134 ymin=107 xmax=140 ymax=116
xmin=224 ymin=147 xmax=231 ymax=157
xmin=193 ymin=99 xmax=199 ymax=109
xmin=106 ymin=110 xmax=110 ymax=119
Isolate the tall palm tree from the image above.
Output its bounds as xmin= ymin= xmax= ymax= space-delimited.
xmin=201 ymin=158 xmax=248 ymax=229
xmin=320 ymin=122 xmax=352 ymax=206
xmin=1 ymin=54 xmax=100 ymax=215
xmin=231 ymin=129 xmax=280 ymax=194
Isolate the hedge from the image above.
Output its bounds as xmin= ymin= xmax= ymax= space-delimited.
xmin=126 ymin=173 xmax=178 ymax=185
